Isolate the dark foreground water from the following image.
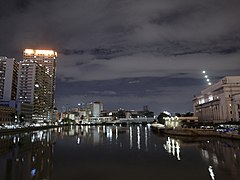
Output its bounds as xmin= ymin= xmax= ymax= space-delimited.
xmin=0 ymin=125 xmax=240 ymax=180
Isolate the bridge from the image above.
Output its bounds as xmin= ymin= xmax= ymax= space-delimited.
xmin=115 ymin=117 xmax=155 ymax=124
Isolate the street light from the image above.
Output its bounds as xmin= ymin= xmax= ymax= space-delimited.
xmin=202 ymin=70 xmax=212 ymax=86
xmin=77 ymin=103 xmax=81 ymax=111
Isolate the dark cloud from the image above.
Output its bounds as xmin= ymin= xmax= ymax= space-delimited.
xmin=61 ymin=49 xmax=85 ymax=56
xmin=1 ymin=0 xmax=240 ymax=113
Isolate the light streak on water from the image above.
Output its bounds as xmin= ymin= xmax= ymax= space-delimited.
xmin=137 ymin=126 xmax=141 ymax=150
xmin=129 ymin=126 xmax=133 ymax=149
xmin=208 ymin=166 xmax=215 ymax=180
xmin=145 ymin=126 xmax=148 ymax=151
xmin=116 ymin=126 xmax=118 ymax=143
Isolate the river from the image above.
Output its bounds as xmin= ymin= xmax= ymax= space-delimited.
xmin=0 ymin=125 xmax=239 ymax=180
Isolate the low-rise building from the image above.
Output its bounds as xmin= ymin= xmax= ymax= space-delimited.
xmin=0 ymin=106 xmax=16 ymax=124
xmin=193 ymin=76 xmax=240 ymax=123
xmin=0 ymin=101 xmax=33 ymax=123
xmin=164 ymin=116 xmax=198 ymax=128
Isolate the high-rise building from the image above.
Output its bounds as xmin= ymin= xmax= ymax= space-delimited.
xmin=17 ymin=61 xmax=51 ymax=122
xmin=89 ymin=101 xmax=104 ymax=117
xmin=23 ymin=49 xmax=57 ymax=109
xmin=0 ymin=57 xmax=19 ymax=101
xmin=193 ymin=76 xmax=240 ymax=122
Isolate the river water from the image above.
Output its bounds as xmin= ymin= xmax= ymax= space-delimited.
xmin=0 ymin=125 xmax=239 ymax=180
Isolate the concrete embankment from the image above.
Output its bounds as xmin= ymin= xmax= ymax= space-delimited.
xmin=0 ymin=125 xmax=65 ymax=135
xmin=152 ymin=126 xmax=240 ymax=140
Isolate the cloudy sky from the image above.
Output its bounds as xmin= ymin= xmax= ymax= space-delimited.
xmin=0 ymin=0 xmax=240 ymax=114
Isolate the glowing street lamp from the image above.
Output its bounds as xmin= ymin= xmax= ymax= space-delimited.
xmin=202 ymin=70 xmax=212 ymax=86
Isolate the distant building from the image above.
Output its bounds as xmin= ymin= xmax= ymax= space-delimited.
xmin=89 ymin=102 xmax=104 ymax=117
xmin=143 ymin=105 xmax=149 ymax=111
xmin=0 ymin=57 xmax=18 ymax=101
xmin=193 ymin=76 xmax=240 ymax=123
xmin=110 ymin=108 xmax=154 ymax=120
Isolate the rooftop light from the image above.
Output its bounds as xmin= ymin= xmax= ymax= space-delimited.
xmin=24 ymin=49 xmax=34 ymax=54
xmin=24 ymin=49 xmax=57 ymax=57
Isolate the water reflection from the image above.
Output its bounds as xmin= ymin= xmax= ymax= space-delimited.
xmin=129 ymin=126 xmax=133 ymax=149
xmin=163 ymin=135 xmax=240 ymax=180
xmin=137 ymin=126 xmax=140 ymax=150
xmin=163 ymin=137 xmax=181 ymax=161
xmin=208 ymin=166 xmax=215 ymax=180
xmin=0 ymin=125 xmax=240 ymax=180
xmin=0 ymin=129 xmax=57 ymax=180
xmin=199 ymin=138 xmax=240 ymax=180
xmin=56 ymin=125 xmax=151 ymax=150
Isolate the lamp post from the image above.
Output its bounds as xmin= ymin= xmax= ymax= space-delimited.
xmin=78 ymin=103 xmax=81 ymax=111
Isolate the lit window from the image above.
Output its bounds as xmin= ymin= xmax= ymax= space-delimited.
xmin=208 ymin=95 xmax=213 ymax=101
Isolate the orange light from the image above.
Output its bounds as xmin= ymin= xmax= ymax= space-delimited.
xmin=35 ymin=50 xmax=55 ymax=56
xmin=24 ymin=49 xmax=34 ymax=54
xmin=24 ymin=49 xmax=57 ymax=57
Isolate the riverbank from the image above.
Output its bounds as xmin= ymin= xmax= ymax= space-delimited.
xmin=151 ymin=126 xmax=240 ymax=140
xmin=0 ymin=124 xmax=66 ymax=135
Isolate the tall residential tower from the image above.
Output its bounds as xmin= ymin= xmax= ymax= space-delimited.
xmin=17 ymin=49 xmax=58 ymax=121
xmin=0 ymin=57 xmax=19 ymax=101
xmin=23 ymin=49 xmax=57 ymax=109
xmin=17 ymin=61 xmax=51 ymax=121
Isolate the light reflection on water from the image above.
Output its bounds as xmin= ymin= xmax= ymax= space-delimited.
xmin=163 ymin=137 xmax=181 ymax=161
xmin=0 ymin=125 xmax=240 ymax=180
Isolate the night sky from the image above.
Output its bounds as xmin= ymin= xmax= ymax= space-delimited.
xmin=0 ymin=0 xmax=240 ymax=114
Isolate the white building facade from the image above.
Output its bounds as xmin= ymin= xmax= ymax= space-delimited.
xmin=0 ymin=57 xmax=18 ymax=101
xmin=89 ymin=102 xmax=104 ymax=117
xmin=193 ymin=76 xmax=240 ymax=123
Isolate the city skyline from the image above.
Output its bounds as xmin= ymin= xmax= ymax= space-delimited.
xmin=0 ymin=0 xmax=240 ymax=113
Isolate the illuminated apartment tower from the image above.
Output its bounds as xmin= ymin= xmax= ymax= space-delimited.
xmin=0 ymin=57 xmax=19 ymax=101
xmin=23 ymin=49 xmax=57 ymax=109
xmin=17 ymin=61 xmax=51 ymax=121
